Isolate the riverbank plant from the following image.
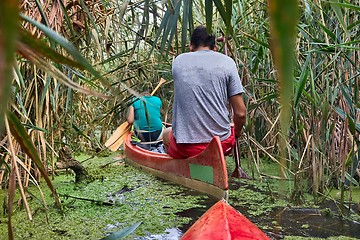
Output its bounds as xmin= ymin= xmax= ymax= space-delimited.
xmin=0 ymin=0 xmax=359 ymax=238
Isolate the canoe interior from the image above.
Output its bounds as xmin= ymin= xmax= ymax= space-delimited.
xmin=124 ymin=134 xmax=229 ymax=200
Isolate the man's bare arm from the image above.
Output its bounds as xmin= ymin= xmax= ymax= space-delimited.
xmin=127 ymin=106 xmax=135 ymax=124
xmin=229 ymin=94 xmax=246 ymax=138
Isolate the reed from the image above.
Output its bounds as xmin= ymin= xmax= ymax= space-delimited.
xmin=0 ymin=0 xmax=359 ymax=237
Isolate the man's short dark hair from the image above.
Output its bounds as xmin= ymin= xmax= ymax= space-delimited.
xmin=190 ymin=25 xmax=216 ymax=50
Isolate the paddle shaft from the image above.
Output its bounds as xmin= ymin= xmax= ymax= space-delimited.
xmin=218 ymin=36 xmax=249 ymax=179
xmin=151 ymin=78 xmax=166 ymax=96
xmin=234 ymin=137 xmax=240 ymax=169
xmin=231 ymin=137 xmax=250 ymax=178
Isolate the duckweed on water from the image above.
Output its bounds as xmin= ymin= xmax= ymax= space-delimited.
xmin=225 ymin=157 xmax=360 ymax=239
xmin=0 ymin=152 xmax=207 ymax=240
xmin=228 ymin=181 xmax=288 ymax=216
xmin=1 ymin=154 xmax=359 ymax=239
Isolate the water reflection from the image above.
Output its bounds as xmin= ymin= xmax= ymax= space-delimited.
xmin=135 ymin=228 xmax=182 ymax=240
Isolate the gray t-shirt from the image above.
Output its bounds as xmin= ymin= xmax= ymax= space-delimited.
xmin=172 ymin=50 xmax=244 ymax=143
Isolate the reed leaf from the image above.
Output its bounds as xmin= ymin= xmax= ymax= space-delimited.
xmin=34 ymin=0 xmax=50 ymax=27
xmin=79 ymin=0 xmax=102 ymax=43
xmin=166 ymin=1 xmax=182 ymax=53
xmin=149 ymin=9 xmax=171 ymax=56
xmin=346 ymin=113 xmax=356 ymax=135
xmin=181 ymin=0 xmax=190 ymax=52
xmin=327 ymin=1 xmax=360 ymax=12
xmin=294 ymin=54 xmax=311 ymax=108
xmin=8 ymin=164 xmax=16 ymax=240
xmin=20 ymin=14 xmax=113 ymax=91
xmin=18 ymin=43 xmax=110 ymax=99
xmin=345 ymin=172 xmax=359 ymax=186
xmin=268 ymin=0 xmax=299 ymax=178
xmin=328 ymin=0 xmax=349 ymax=37
xmin=339 ymin=84 xmax=355 ymax=116
xmin=18 ymin=28 xmax=83 ymax=69
xmin=205 ymin=0 xmax=213 ymax=33
xmin=58 ymin=0 xmax=76 ymax=39
xmin=6 ymin=111 xmax=63 ymax=211
xmin=160 ymin=1 xmax=181 ymax=53
xmin=5 ymin=118 xmax=33 ymax=222
xmin=0 ymin=0 xmax=18 ymax=131
xmin=224 ymin=0 xmax=232 ymax=34
xmin=101 ymin=221 xmax=142 ymax=240
xmin=317 ymin=21 xmax=337 ymax=42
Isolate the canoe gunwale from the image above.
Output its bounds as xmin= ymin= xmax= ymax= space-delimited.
xmin=125 ymin=157 xmax=229 ymax=200
xmin=124 ymin=134 xmax=229 ymax=200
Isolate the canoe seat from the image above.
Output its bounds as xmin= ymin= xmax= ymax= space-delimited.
xmin=130 ymin=140 xmax=166 ymax=153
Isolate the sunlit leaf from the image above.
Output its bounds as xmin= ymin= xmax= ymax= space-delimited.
xmin=101 ymin=221 xmax=142 ymax=240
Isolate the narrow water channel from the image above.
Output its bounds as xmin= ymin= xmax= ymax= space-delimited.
xmin=1 ymin=153 xmax=359 ymax=240
xmin=139 ymin=177 xmax=360 ymax=239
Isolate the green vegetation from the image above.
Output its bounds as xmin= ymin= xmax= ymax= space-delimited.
xmin=1 ymin=154 xmax=358 ymax=239
xmin=0 ymin=153 xmax=206 ymax=239
xmin=0 ymin=0 xmax=359 ymax=239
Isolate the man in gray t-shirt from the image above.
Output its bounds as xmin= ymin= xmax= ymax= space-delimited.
xmin=163 ymin=26 xmax=247 ymax=159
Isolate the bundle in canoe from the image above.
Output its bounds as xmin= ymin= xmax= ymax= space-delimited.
xmin=181 ymin=200 xmax=269 ymax=240
xmin=124 ymin=133 xmax=229 ymax=200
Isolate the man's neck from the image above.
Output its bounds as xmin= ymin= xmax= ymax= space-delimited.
xmin=191 ymin=45 xmax=212 ymax=52
xmin=196 ymin=46 xmax=211 ymax=51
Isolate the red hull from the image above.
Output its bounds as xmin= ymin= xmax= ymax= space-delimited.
xmin=124 ymin=134 xmax=228 ymax=199
xmin=181 ymin=200 xmax=269 ymax=240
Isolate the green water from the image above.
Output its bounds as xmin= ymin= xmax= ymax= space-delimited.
xmin=0 ymin=153 xmax=359 ymax=239
xmin=0 ymin=153 xmax=207 ymax=239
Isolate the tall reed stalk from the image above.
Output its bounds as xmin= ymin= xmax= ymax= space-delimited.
xmin=1 ymin=0 xmax=359 ymax=237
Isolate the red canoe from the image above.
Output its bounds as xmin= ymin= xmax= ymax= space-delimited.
xmin=181 ymin=200 xmax=269 ymax=240
xmin=124 ymin=134 xmax=228 ymax=199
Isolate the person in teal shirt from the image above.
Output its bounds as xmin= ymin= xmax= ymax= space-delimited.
xmin=127 ymin=92 xmax=163 ymax=142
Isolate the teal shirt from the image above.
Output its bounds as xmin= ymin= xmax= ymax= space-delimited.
xmin=132 ymin=96 xmax=163 ymax=132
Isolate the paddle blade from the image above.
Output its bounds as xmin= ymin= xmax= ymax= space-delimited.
xmin=231 ymin=139 xmax=250 ymax=179
xmin=107 ymin=130 xmax=130 ymax=152
xmin=231 ymin=167 xmax=251 ymax=179
xmin=105 ymin=122 xmax=131 ymax=151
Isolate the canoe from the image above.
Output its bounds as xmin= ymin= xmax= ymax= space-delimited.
xmin=181 ymin=200 xmax=269 ymax=240
xmin=124 ymin=133 xmax=228 ymax=199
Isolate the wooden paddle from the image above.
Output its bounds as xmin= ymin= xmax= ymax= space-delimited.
xmin=105 ymin=78 xmax=167 ymax=152
xmin=104 ymin=121 xmax=131 ymax=152
xmin=231 ymin=137 xmax=250 ymax=179
xmin=151 ymin=77 xmax=166 ymax=96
